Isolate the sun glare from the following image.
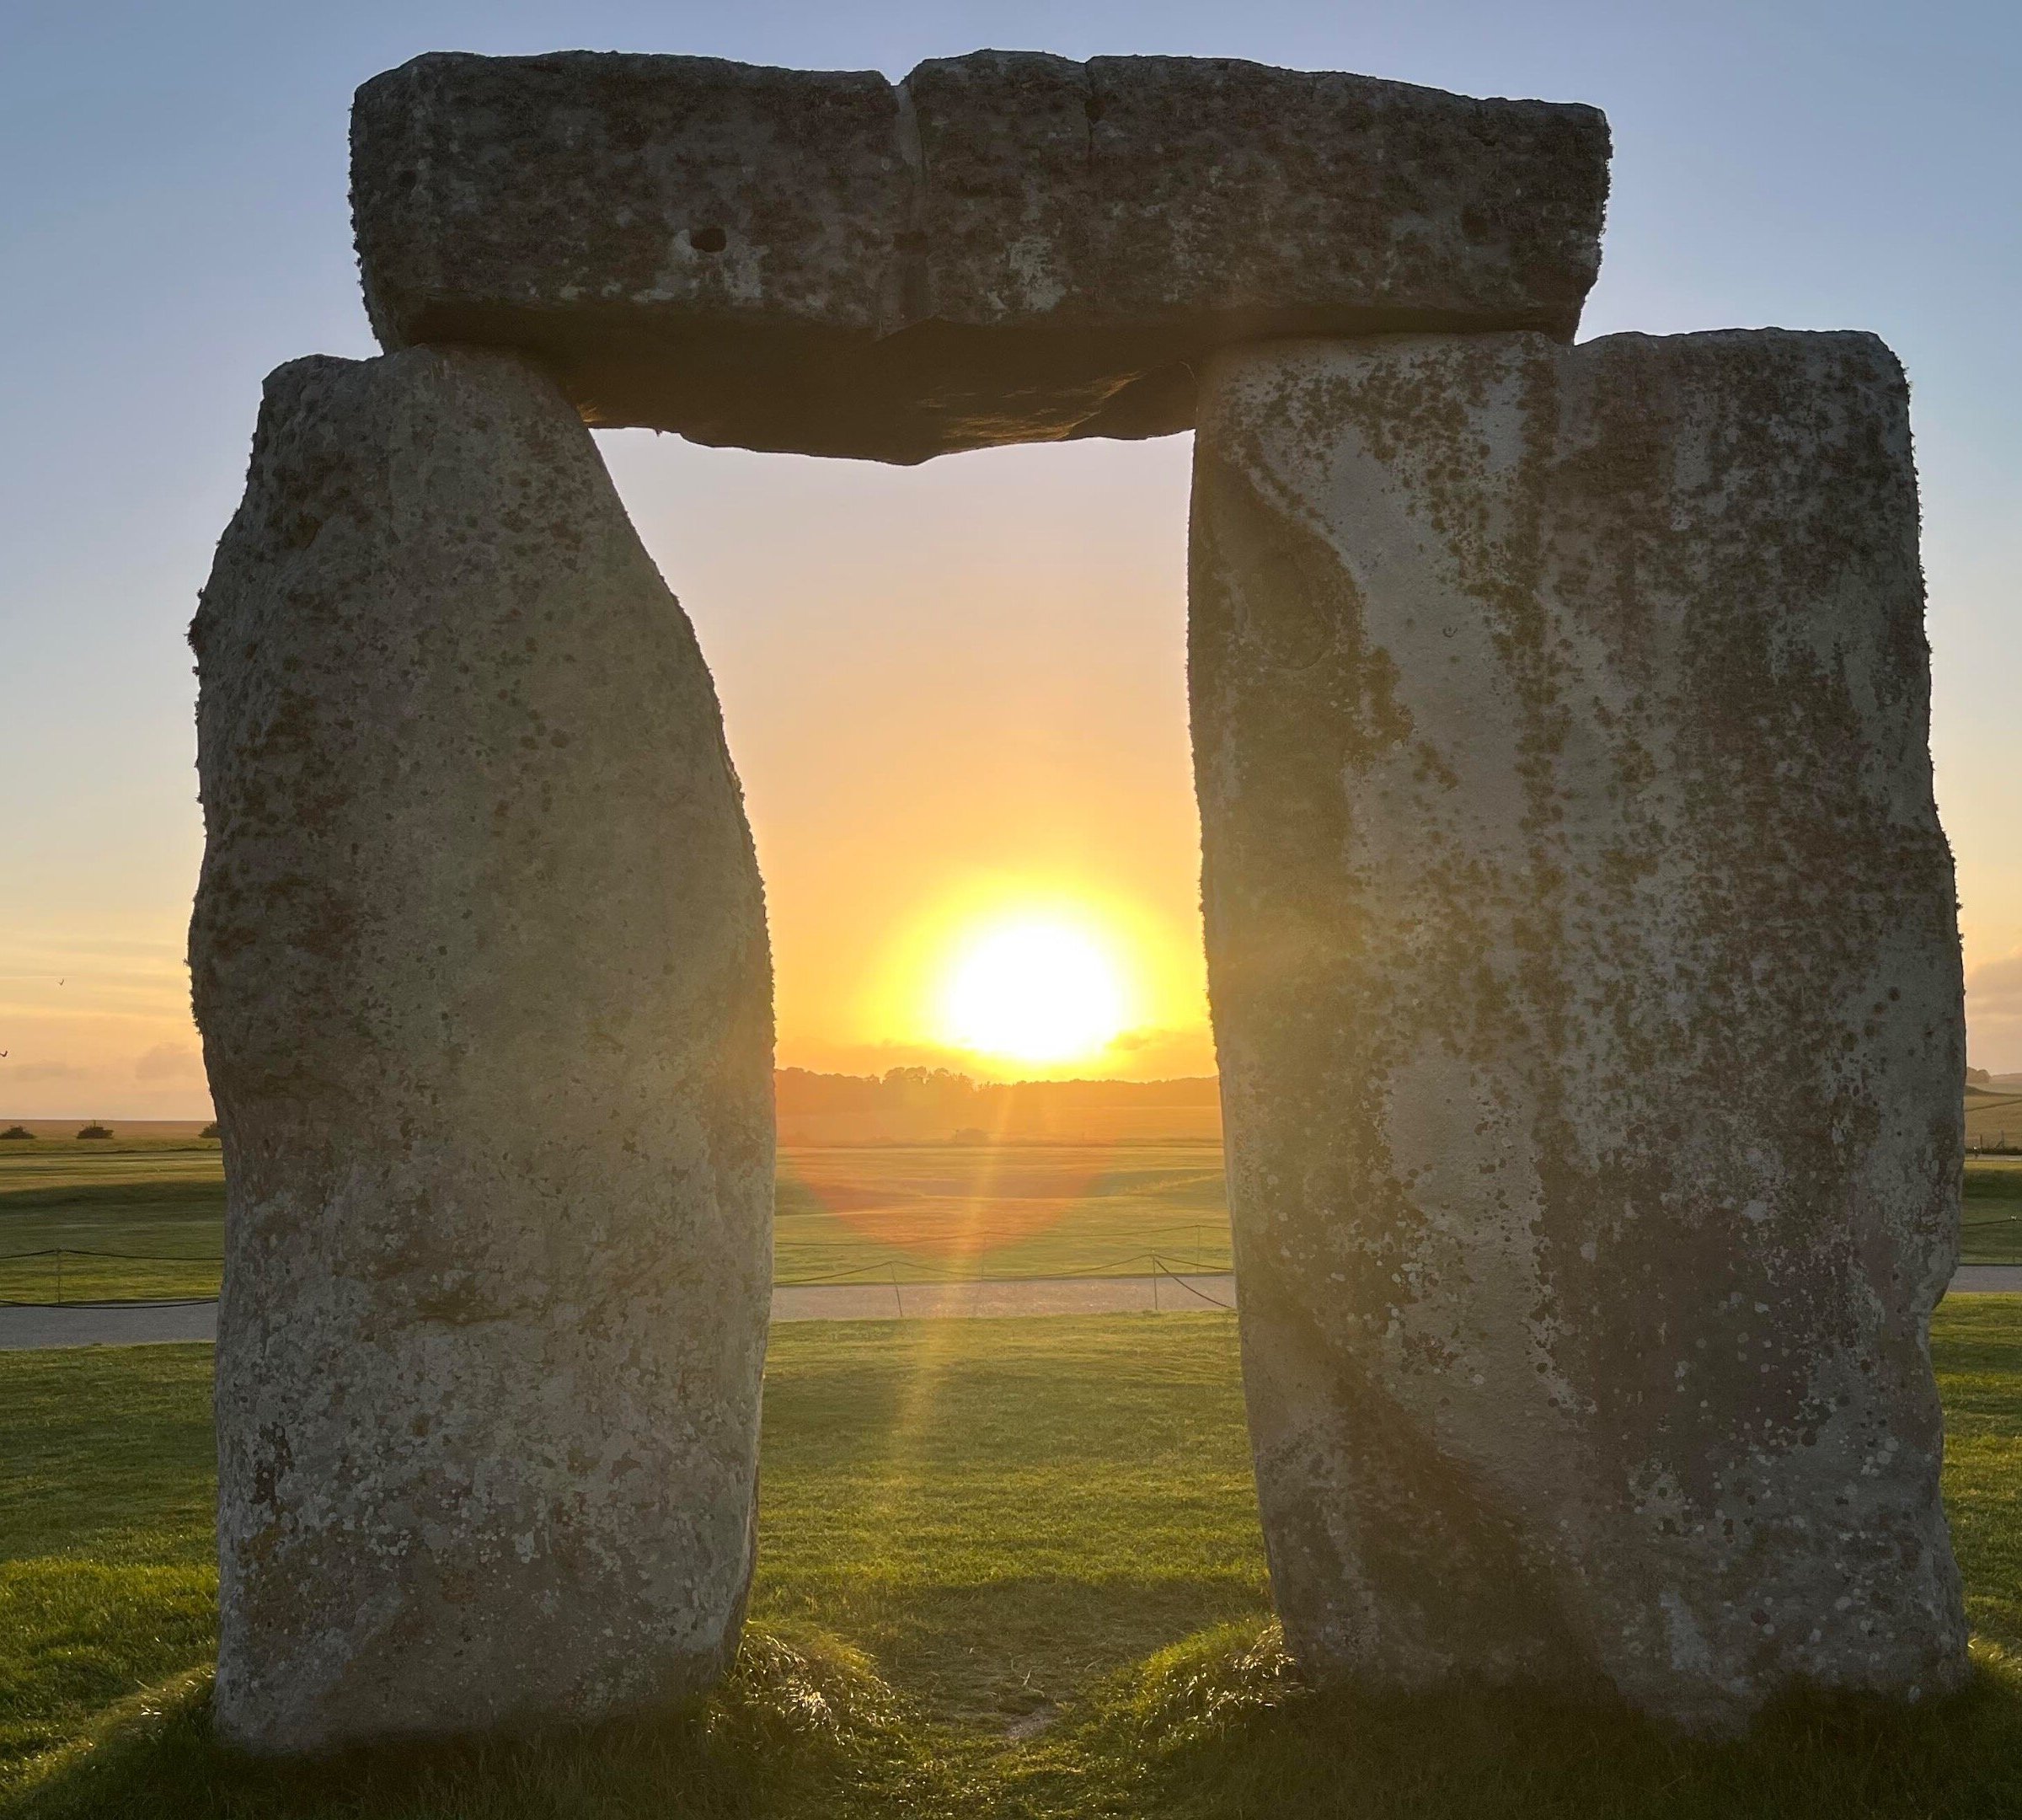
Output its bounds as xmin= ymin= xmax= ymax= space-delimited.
xmin=936 ymin=914 xmax=1130 ymax=1065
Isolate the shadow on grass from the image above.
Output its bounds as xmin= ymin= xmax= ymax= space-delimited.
xmin=1 ymin=1623 xmax=923 ymax=1820
xmin=17 ymin=1619 xmax=2022 ymax=1819
xmin=1020 ymin=1620 xmax=2022 ymax=1820
xmin=757 ymin=1574 xmax=1270 ymax=1726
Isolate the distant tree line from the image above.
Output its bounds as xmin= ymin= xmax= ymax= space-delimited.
xmin=775 ymin=1066 xmax=1217 ymax=1116
xmin=773 ymin=1068 xmax=1220 ymax=1143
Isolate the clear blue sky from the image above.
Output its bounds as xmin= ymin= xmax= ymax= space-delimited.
xmin=2 ymin=0 xmax=2018 ymax=1114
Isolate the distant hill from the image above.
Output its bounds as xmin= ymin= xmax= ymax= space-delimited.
xmin=774 ymin=1068 xmax=1222 ymax=1145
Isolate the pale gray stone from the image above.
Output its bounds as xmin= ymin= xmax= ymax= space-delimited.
xmin=351 ymin=50 xmax=1608 ymax=463
xmin=1190 ymin=329 xmax=1966 ymax=1730
xmin=191 ymin=346 xmax=773 ymax=1753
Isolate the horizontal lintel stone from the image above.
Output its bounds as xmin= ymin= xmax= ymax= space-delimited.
xmin=351 ymin=49 xmax=1610 ymax=463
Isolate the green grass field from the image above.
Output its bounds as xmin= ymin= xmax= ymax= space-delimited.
xmin=1963 ymin=1158 xmax=2022 ymax=1264
xmin=1966 ymin=1089 xmax=2022 ymax=1154
xmin=5 ymin=1133 xmax=2019 ymax=1305
xmin=4 ymin=1303 xmax=2022 ymax=1817
xmin=775 ymin=1142 xmax=1230 ymax=1282
xmin=0 ymin=1138 xmax=229 ymax=1304
xmin=0 ymin=1138 xmax=1235 ymax=1303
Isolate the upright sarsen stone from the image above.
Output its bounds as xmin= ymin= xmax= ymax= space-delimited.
xmin=351 ymin=50 xmax=1608 ymax=463
xmin=192 ymin=347 xmax=773 ymax=1753
xmin=1190 ymin=329 xmax=1966 ymax=1729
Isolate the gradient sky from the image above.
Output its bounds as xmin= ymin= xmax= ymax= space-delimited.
xmin=1 ymin=0 xmax=2017 ymax=1116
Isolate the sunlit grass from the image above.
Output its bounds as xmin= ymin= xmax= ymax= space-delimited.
xmin=3 ymin=1143 xmax=1239 ymax=1302
xmin=775 ymin=1143 xmax=1232 ymax=1280
xmin=5 ymin=1305 xmax=2022 ymax=1814
xmin=9 ymin=1143 xmax=2020 ymax=1305
xmin=1965 ymin=1092 xmax=2022 ymax=1152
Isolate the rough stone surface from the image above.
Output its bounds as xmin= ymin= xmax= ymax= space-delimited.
xmin=1190 ymin=329 xmax=1966 ymax=1730
xmin=191 ymin=346 xmax=773 ymax=1753
xmin=351 ymin=50 xmax=1608 ymax=463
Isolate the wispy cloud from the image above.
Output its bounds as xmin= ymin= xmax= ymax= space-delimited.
xmin=5 ymin=1060 xmax=87 ymax=1083
xmin=134 ymin=1041 xmax=204 ymax=1082
xmin=1967 ymin=951 xmax=2022 ymax=1071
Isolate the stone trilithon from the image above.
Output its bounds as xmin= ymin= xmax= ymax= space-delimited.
xmin=1189 ymin=329 xmax=1967 ymax=1731
xmin=190 ymin=347 xmax=773 ymax=1753
xmin=187 ymin=40 xmax=1969 ymax=1753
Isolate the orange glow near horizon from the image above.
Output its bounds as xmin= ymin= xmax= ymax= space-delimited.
xmin=845 ymin=878 xmax=1210 ymax=1083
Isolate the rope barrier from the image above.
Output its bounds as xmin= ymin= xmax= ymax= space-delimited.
xmin=0 ymin=1297 xmax=220 ymax=1310
xmin=1 ymin=1248 xmax=1241 ymax=1309
xmin=1151 ymin=1255 xmax=1238 ymax=1311
xmin=0 ymin=1248 xmax=224 ymax=1261
xmin=10 ymin=1205 xmax=2017 ymax=1311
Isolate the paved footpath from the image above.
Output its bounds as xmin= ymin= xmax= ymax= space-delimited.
xmin=0 ymin=1299 xmax=223 ymax=1351
xmin=4 ymin=1266 xmax=2015 ymax=1352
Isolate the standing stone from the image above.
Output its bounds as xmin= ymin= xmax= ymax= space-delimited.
xmin=1190 ymin=329 xmax=1966 ymax=1730
xmin=350 ymin=50 xmax=1608 ymax=463
xmin=191 ymin=346 xmax=773 ymax=1753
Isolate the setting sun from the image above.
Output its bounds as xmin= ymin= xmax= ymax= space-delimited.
xmin=848 ymin=876 xmax=1211 ymax=1080
xmin=935 ymin=914 xmax=1131 ymax=1064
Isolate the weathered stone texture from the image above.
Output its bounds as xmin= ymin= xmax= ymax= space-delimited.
xmin=191 ymin=346 xmax=773 ymax=1753
xmin=352 ymin=50 xmax=1608 ymax=463
xmin=1190 ymin=329 xmax=1966 ymax=1729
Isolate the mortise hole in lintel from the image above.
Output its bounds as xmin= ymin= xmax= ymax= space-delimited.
xmin=690 ymin=226 xmax=728 ymax=253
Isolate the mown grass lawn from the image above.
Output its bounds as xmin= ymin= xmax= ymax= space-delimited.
xmin=1965 ymin=1092 xmax=2022 ymax=1154
xmin=0 ymin=1142 xmax=228 ymax=1304
xmin=10 ymin=1142 xmax=2022 ymax=1302
xmin=0 ymin=1142 xmax=1238 ymax=1303
xmin=1963 ymin=1159 xmax=2022 ymax=1265
xmin=5 ymin=1302 xmax=2022 ymax=1816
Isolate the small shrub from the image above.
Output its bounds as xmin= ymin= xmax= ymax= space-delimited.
xmin=75 ymin=1124 xmax=113 ymax=1140
xmin=0 ymin=1124 xmax=34 ymax=1140
xmin=198 ymin=1121 xmax=220 ymax=1139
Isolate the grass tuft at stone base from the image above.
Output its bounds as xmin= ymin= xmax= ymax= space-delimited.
xmin=7 ymin=1624 xmax=917 ymax=1820
xmin=1034 ymin=1625 xmax=2022 ymax=1819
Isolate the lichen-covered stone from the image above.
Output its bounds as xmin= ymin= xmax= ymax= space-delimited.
xmin=191 ymin=346 xmax=773 ymax=1753
xmin=351 ymin=49 xmax=1608 ymax=463
xmin=1190 ymin=329 xmax=1966 ymax=1731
